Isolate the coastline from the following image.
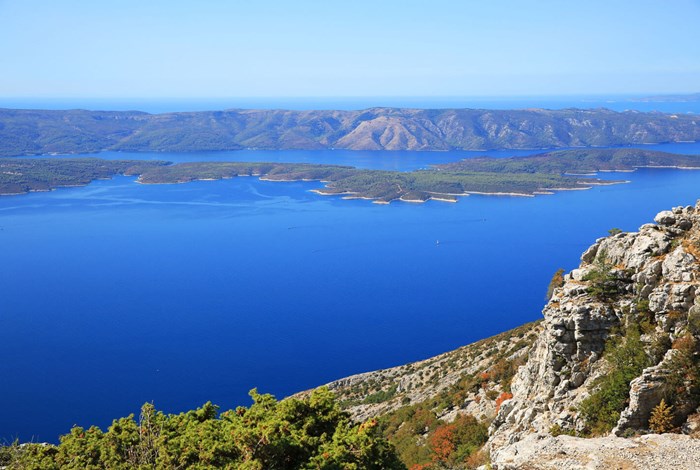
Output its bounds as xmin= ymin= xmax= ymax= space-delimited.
xmin=5 ymin=147 xmax=699 ymax=202
xmin=1 ymin=171 xmax=627 ymax=203
xmin=464 ymin=190 xmax=533 ymax=197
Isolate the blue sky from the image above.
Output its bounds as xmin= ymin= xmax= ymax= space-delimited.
xmin=1 ymin=0 xmax=698 ymax=97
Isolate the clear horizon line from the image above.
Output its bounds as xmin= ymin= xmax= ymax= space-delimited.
xmin=0 ymin=92 xmax=698 ymax=100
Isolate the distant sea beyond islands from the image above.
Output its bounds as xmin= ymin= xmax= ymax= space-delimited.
xmin=0 ymin=107 xmax=698 ymax=156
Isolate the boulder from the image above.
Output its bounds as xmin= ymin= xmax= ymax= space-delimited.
xmin=655 ymin=210 xmax=676 ymax=226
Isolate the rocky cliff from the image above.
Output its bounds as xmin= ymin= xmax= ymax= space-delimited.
xmin=489 ymin=202 xmax=700 ymax=468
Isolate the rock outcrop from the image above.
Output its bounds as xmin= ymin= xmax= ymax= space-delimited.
xmin=490 ymin=201 xmax=700 ymax=468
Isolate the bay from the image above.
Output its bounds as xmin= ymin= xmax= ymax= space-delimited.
xmin=2 ymin=94 xmax=700 ymax=441
xmin=2 ymin=147 xmax=700 ymax=442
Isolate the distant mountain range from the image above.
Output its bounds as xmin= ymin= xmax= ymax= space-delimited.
xmin=0 ymin=107 xmax=698 ymax=156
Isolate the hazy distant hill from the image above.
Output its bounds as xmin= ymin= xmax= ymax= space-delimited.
xmin=633 ymin=92 xmax=700 ymax=102
xmin=1 ymin=107 xmax=699 ymax=156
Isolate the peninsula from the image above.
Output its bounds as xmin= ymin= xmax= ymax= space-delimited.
xmin=2 ymin=148 xmax=700 ymax=203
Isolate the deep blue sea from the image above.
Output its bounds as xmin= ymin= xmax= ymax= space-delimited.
xmin=2 ymin=97 xmax=700 ymax=443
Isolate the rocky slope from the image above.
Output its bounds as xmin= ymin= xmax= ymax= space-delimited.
xmin=323 ymin=322 xmax=541 ymax=423
xmin=489 ymin=202 xmax=700 ymax=468
xmin=1 ymin=107 xmax=699 ymax=156
xmin=310 ymin=322 xmax=541 ymax=469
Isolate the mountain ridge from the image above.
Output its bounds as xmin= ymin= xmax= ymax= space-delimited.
xmin=1 ymin=107 xmax=699 ymax=156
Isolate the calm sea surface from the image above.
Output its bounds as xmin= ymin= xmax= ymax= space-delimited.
xmin=2 ymin=98 xmax=700 ymax=442
xmin=2 ymin=94 xmax=700 ymax=114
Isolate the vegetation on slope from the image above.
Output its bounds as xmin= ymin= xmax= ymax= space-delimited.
xmin=545 ymin=268 xmax=565 ymax=301
xmin=0 ymin=158 xmax=167 ymax=195
xmin=0 ymin=388 xmax=405 ymax=469
xmin=1 ymin=107 xmax=699 ymax=156
xmin=323 ymin=322 xmax=541 ymax=469
xmin=380 ymin=411 xmax=489 ymax=470
xmin=437 ymin=148 xmax=700 ymax=174
xmin=572 ymin=305 xmax=700 ymax=437
xmin=578 ymin=325 xmax=651 ymax=435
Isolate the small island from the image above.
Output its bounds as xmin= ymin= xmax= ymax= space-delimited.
xmin=1 ymin=148 xmax=699 ymax=203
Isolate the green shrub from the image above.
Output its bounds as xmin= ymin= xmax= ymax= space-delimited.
xmin=579 ymin=326 xmax=650 ymax=435
xmin=363 ymin=384 xmax=399 ymax=404
xmin=2 ymin=388 xmax=406 ymax=469
xmin=665 ymin=333 xmax=700 ymax=413
xmin=549 ymin=424 xmax=576 ymax=437
xmin=583 ymin=252 xmax=626 ymax=301
xmin=650 ymin=333 xmax=672 ymax=363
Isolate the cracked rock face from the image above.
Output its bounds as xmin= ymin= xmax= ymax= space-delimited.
xmin=489 ymin=201 xmax=700 ymax=466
